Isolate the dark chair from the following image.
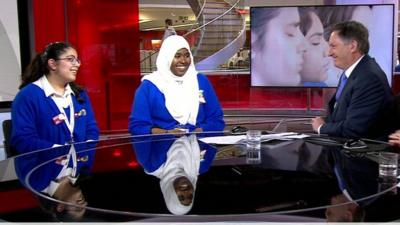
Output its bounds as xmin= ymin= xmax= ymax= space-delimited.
xmin=2 ymin=119 xmax=16 ymax=158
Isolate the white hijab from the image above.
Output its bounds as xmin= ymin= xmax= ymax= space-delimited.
xmin=148 ymin=135 xmax=200 ymax=215
xmin=142 ymin=35 xmax=199 ymax=126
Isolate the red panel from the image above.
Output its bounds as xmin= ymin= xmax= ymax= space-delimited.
xmin=65 ymin=0 xmax=140 ymax=130
xmin=92 ymin=143 xmax=139 ymax=172
xmin=249 ymin=88 xmax=308 ymax=109
xmin=66 ymin=0 xmax=108 ymax=130
xmin=0 ymin=189 xmax=37 ymax=213
xmin=208 ymin=75 xmax=250 ymax=108
xmin=32 ymin=0 xmax=66 ymax=52
xmin=208 ymin=74 xmax=329 ymax=110
xmin=33 ymin=0 xmax=140 ymax=131
xmin=392 ymin=75 xmax=400 ymax=95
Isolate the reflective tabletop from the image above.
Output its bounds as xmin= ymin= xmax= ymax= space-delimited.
xmin=1 ymin=132 xmax=400 ymax=222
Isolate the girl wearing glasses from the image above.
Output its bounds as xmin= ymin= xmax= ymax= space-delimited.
xmin=129 ymin=35 xmax=224 ymax=135
xmin=11 ymin=42 xmax=99 ymax=154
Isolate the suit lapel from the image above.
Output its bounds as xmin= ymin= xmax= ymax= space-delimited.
xmin=338 ymin=56 xmax=371 ymax=103
xmin=330 ymin=55 xmax=370 ymax=120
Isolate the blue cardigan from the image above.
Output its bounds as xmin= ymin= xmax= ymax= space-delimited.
xmin=129 ymin=74 xmax=225 ymax=135
xmin=11 ymin=84 xmax=99 ymax=154
xmin=15 ymin=143 xmax=95 ymax=192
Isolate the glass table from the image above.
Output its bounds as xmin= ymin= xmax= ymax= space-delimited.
xmin=0 ymin=132 xmax=399 ymax=222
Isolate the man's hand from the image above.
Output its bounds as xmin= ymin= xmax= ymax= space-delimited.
xmin=389 ymin=130 xmax=400 ymax=147
xmin=151 ymin=127 xmax=187 ymax=135
xmin=311 ymin=117 xmax=325 ymax=133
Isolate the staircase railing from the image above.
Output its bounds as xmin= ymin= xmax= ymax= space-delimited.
xmin=195 ymin=0 xmax=246 ymax=69
xmin=186 ymin=0 xmax=206 ymax=34
xmin=140 ymin=0 xmax=207 ymax=67
xmin=140 ymin=0 xmax=243 ymax=72
xmin=186 ymin=0 xmax=207 ymax=57
xmin=190 ymin=0 xmax=243 ymax=57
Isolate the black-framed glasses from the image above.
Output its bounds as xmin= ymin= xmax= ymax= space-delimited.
xmin=56 ymin=57 xmax=81 ymax=65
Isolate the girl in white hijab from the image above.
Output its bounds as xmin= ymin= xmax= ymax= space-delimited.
xmin=129 ymin=35 xmax=224 ymax=135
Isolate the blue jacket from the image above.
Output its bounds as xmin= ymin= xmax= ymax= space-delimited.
xmin=15 ymin=143 xmax=95 ymax=192
xmin=11 ymin=84 xmax=99 ymax=154
xmin=129 ymin=74 xmax=224 ymax=135
xmin=321 ymin=55 xmax=393 ymax=139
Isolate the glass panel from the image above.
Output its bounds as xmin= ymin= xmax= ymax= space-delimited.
xmin=66 ymin=0 xmax=140 ymax=131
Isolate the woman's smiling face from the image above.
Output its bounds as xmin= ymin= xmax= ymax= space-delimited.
xmin=170 ymin=48 xmax=191 ymax=77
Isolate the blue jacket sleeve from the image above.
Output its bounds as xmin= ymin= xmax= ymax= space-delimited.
xmin=80 ymin=91 xmax=99 ymax=141
xmin=197 ymin=74 xmax=225 ymax=132
xmin=321 ymin=72 xmax=388 ymax=138
xmin=129 ymin=82 xmax=154 ymax=135
xmin=11 ymin=90 xmax=54 ymax=153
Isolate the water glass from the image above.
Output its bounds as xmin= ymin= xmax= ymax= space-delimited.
xmin=378 ymin=152 xmax=398 ymax=180
xmin=246 ymin=130 xmax=261 ymax=149
xmin=378 ymin=180 xmax=398 ymax=195
xmin=246 ymin=148 xmax=261 ymax=164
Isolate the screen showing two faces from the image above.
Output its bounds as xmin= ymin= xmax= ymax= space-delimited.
xmin=250 ymin=5 xmax=394 ymax=87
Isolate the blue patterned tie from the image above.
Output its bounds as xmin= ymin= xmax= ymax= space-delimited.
xmin=333 ymin=165 xmax=345 ymax=191
xmin=335 ymin=73 xmax=348 ymax=101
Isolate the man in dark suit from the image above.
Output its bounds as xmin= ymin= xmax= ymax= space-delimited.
xmin=311 ymin=21 xmax=393 ymax=139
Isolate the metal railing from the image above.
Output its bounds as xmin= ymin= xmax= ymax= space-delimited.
xmin=139 ymin=0 xmax=207 ymax=65
xmin=140 ymin=0 xmax=244 ymax=73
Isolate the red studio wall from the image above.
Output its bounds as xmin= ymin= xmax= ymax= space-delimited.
xmin=32 ymin=0 xmax=66 ymax=51
xmin=32 ymin=0 xmax=140 ymax=131
xmin=31 ymin=1 xmax=400 ymax=132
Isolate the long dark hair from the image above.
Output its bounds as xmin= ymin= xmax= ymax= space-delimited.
xmin=299 ymin=7 xmax=315 ymax=36
xmin=20 ymin=42 xmax=84 ymax=103
xmin=251 ymin=8 xmax=281 ymax=50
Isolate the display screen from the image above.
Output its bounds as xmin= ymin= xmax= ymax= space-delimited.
xmin=0 ymin=0 xmax=21 ymax=101
xmin=250 ymin=4 xmax=394 ymax=87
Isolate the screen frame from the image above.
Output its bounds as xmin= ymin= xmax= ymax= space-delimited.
xmin=0 ymin=0 xmax=32 ymax=103
xmin=249 ymin=4 xmax=395 ymax=88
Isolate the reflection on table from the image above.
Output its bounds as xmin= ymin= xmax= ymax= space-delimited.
xmin=14 ymin=141 xmax=96 ymax=221
xmin=133 ymin=134 xmax=216 ymax=215
xmin=1 ymin=131 xmax=400 ymax=222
